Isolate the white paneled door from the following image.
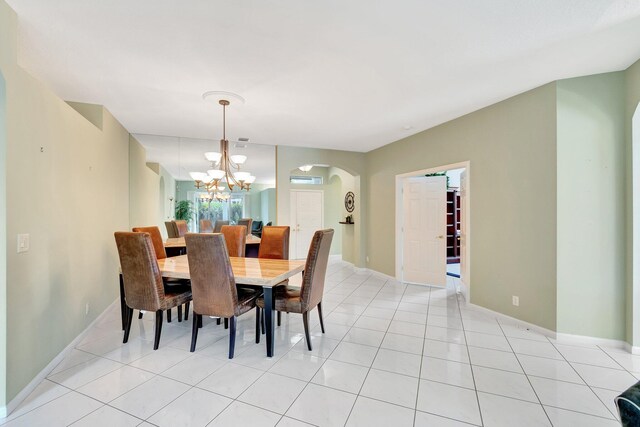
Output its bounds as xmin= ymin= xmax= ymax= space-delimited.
xmin=290 ymin=190 xmax=324 ymax=259
xmin=402 ymin=176 xmax=447 ymax=286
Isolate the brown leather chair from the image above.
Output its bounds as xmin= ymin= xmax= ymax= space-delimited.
xmin=115 ymin=232 xmax=192 ymax=350
xmin=257 ymin=229 xmax=334 ymax=351
xmin=237 ymin=218 xmax=253 ymax=236
xmin=213 ymin=220 xmax=229 ymax=233
xmin=165 ymin=221 xmax=179 ymax=238
xmin=184 ymin=233 xmax=262 ymax=358
xmin=258 ymin=226 xmax=290 ymax=327
xmin=199 ymin=219 xmax=214 ymax=233
xmin=132 ymin=226 xmax=190 ymax=322
xmin=174 ymin=220 xmax=188 ymax=236
xmin=220 ymin=225 xmax=247 ymax=257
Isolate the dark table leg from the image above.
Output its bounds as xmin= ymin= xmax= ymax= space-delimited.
xmin=119 ymin=273 xmax=126 ymax=330
xmin=264 ymin=286 xmax=275 ymax=357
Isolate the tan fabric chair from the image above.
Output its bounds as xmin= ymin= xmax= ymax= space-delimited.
xmin=174 ymin=220 xmax=188 ymax=236
xmin=165 ymin=221 xmax=179 ymax=238
xmin=220 ymin=225 xmax=247 ymax=258
xmin=257 ymin=229 xmax=333 ymax=351
xmin=185 ymin=233 xmax=262 ymax=358
xmin=115 ymin=232 xmax=192 ymax=350
xmin=213 ymin=220 xmax=229 ymax=233
xmin=237 ymin=218 xmax=253 ymax=236
xmin=199 ymin=219 xmax=214 ymax=233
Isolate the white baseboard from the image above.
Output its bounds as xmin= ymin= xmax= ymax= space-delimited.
xmin=2 ymin=299 xmax=120 ymax=418
xmin=555 ymin=332 xmax=627 ymax=350
xmin=328 ymin=254 xmax=342 ymax=262
xmin=463 ymin=302 xmax=557 ymax=339
xmin=624 ymin=342 xmax=640 ymax=355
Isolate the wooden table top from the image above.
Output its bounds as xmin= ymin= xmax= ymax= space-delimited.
xmin=165 ymin=235 xmax=261 ymax=248
xmin=157 ymin=255 xmax=305 ymax=287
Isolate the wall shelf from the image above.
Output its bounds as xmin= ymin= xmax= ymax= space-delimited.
xmin=339 ymin=221 xmax=355 ymax=225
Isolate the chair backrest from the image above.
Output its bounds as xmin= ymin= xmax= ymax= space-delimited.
xmin=199 ymin=219 xmax=213 ymax=233
xmin=237 ymin=218 xmax=253 ymax=236
xmin=265 ymin=221 xmax=272 ymax=226
xmin=165 ymin=221 xmax=179 ymax=238
xmin=114 ymin=232 xmax=165 ymax=312
xmin=184 ymin=233 xmax=238 ymax=318
xmin=300 ymin=229 xmax=334 ymax=311
xmin=174 ymin=220 xmax=188 ymax=236
xmin=220 ymin=225 xmax=246 ymax=257
xmin=213 ymin=220 xmax=229 ymax=233
xmin=258 ymin=226 xmax=290 ymax=260
xmin=252 ymin=220 xmax=263 ymax=233
xmin=131 ymin=226 xmax=167 ymax=259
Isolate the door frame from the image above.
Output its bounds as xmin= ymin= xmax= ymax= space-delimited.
xmin=395 ymin=161 xmax=471 ymax=295
xmin=290 ymin=189 xmax=324 ymax=259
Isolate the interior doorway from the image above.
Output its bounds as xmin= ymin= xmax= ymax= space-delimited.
xmin=396 ymin=162 xmax=471 ymax=294
xmin=290 ymin=189 xmax=324 ymax=259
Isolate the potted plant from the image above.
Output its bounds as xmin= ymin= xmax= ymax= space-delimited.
xmin=175 ymin=200 xmax=194 ymax=225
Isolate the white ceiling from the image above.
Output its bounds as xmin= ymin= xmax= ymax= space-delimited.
xmin=133 ymin=134 xmax=276 ymax=184
xmin=8 ymin=0 xmax=640 ymax=156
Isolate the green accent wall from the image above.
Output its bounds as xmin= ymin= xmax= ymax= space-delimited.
xmin=556 ymin=73 xmax=626 ymax=340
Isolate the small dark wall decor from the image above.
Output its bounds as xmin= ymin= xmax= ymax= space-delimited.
xmin=344 ymin=191 xmax=355 ymax=212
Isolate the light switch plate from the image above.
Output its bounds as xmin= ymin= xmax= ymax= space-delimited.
xmin=17 ymin=234 xmax=29 ymax=253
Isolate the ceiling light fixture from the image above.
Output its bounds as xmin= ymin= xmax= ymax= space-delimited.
xmin=298 ymin=165 xmax=313 ymax=172
xmin=190 ymin=98 xmax=255 ymax=194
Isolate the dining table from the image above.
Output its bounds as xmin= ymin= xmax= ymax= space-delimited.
xmin=119 ymin=255 xmax=305 ymax=357
xmin=164 ymin=235 xmax=261 ymax=257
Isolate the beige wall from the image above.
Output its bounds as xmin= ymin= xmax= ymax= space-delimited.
xmin=329 ymin=167 xmax=357 ymax=263
xmin=129 ymin=136 xmax=162 ymax=231
xmin=0 ymin=50 xmax=6 ymax=412
xmin=556 ymin=73 xmax=626 ymax=340
xmin=1 ymin=1 xmax=131 ymax=403
xmin=365 ymin=84 xmax=558 ymax=330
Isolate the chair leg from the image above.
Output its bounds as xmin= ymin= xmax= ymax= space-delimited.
xmin=229 ymin=316 xmax=237 ymax=359
xmin=184 ymin=301 xmax=190 ymax=321
xmin=277 ymin=311 xmax=281 ymax=327
xmin=177 ymin=305 xmax=183 ymax=322
xmin=217 ymin=318 xmax=221 ymax=325
xmin=123 ymin=307 xmax=134 ymax=343
xmin=190 ymin=313 xmax=199 ymax=352
xmin=154 ymin=310 xmax=164 ymax=350
xmin=167 ymin=308 xmax=172 ymax=323
xmin=255 ymin=307 xmax=261 ymax=344
xmin=317 ymin=302 xmax=325 ymax=334
xmin=224 ymin=318 xmax=229 ymax=329
xmin=138 ymin=311 xmax=143 ymax=319
xmin=261 ymin=310 xmax=265 ymax=334
xmin=198 ymin=315 xmax=203 ymax=328
xmin=303 ymin=311 xmax=312 ymax=351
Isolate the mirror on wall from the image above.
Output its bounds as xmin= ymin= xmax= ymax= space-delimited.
xmin=133 ymin=134 xmax=276 ymax=233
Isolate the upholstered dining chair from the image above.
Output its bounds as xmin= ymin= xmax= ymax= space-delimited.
xmin=257 ymin=229 xmax=333 ymax=351
xmin=258 ymin=226 xmax=290 ymax=327
xmin=174 ymin=220 xmax=188 ymax=237
xmin=213 ymin=220 xmax=229 ymax=233
xmin=199 ymin=219 xmax=213 ymax=233
xmin=115 ymin=232 xmax=192 ymax=350
xmin=165 ymin=221 xmax=179 ymax=238
xmin=237 ymin=218 xmax=253 ymax=236
xmin=184 ymin=233 xmax=262 ymax=358
xmin=132 ymin=226 xmax=190 ymax=322
xmin=220 ymin=225 xmax=247 ymax=257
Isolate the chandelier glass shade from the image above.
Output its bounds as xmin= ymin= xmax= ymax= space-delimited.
xmin=190 ymin=99 xmax=255 ymax=195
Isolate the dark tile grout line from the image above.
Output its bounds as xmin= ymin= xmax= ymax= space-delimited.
xmin=412 ymin=276 xmax=432 ymax=427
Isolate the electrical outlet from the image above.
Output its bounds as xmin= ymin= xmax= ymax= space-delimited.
xmin=512 ymin=296 xmax=519 ymax=307
xmin=17 ymin=234 xmax=29 ymax=253
xmin=366 ymin=256 xmax=370 ymax=263
xmin=85 ymin=303 xmax=90 ymax=315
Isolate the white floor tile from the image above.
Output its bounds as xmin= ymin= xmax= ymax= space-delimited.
xmin=362 ymin=307 xmax=396 ymax=320
xmin=286 ymin=383 xmax=357 ymax=427
xmin=528 ymin=376 xmax=614 ymax=418
xmin=160 ymin=353 xmax=225 ymax=385
xmin=49 ymin=350 xmax=97 ymax=376
xmin=1 ymin=380 xmax=70 ymax=422
xmin=554 ymin=344 xmax=622 ymax=369
xmin=372 ymin=348 xmax=422 ymax=377
xmin=465 ymin=331 xmax=511 ymax=352
xmin=196 ymin=362 xmax=262 ymax=398
xmin=381 ymin=333 xmax=424 ymax=355
xmin=423 ymin=339 xmax=470 ymax=364
xmin=129 ymin=346 xmax=192 ymax=373
xmin=311 ymin=359 xmax=369 ymax=394
xmin=346 ymin=396 xmax=415 ymax=427
xmin=290 ymin=335 xmax=341 ymax=358
xmin=238 ymin=372 xmax=307 ymax=414
xmin=428 ymin=314 xmax=464 ymax=330
xmin=416 ymin=379 xmax=482 ymax=425
xmin=414 ymin=411 xmax=475 ymax=426
xmin=76 ymin=365 xmax=155 ymax=403
xmin=425 ymin=325 xmax=466 ymax=344
xmin=147 ymin=387 xmax=232 ymax=427
xmin=421 ymin=356 xmax=475 ymax=389
xmin=508 ymin=337 xmax=563 ymax=360
xmin=467 ymin=346 xmax=522 ymax=373
xmin=360 ymin=369 xmax=419 ymax=408
xmin=69 ymin=405 xmax=141 ymax=427
xmin=3 ymin=391 xmax=102 ymax=427
xmin=277 ymin=417 xmax=315 ymax=426
xmin=109 ymin=375 xmax=190 ymax=419
xmin=591 ymin=386 xmax=621 ymax=420
xmin=269 ymin=351 xmax=326 ymax=381
xmin=387 ymin=320 xmax=426 ymax=338
xmin=342 ymin=327 xmax=385 ymax=347
xmin=353 ymin=316 xmax=392 ymax=332
xmin=394 ymin=310 xmax=428 ymax=325
xmin=571 ymin=362 xmax=637 ymax=391
xmin=473 ymin=366 xmax=538 ymax=402
xmin=477 ymin=392 xmax=550 ymax=427
xmin=516 ymin=354 xmax=583 ymax=383
xmin=208 ymin=401 xmax=281 ymax=427
xmin=47 ymin=357 xmax=123 ymax=389
xmin=544 ymin=406 xmax=620 ymax=427
xmin=329 ymin=341 xmax=378 ymax=367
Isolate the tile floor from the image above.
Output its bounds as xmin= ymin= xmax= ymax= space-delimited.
xmin=1 ymin=260 xmax=635 ymax=426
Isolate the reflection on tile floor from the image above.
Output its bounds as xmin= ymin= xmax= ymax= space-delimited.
xmin=1 ymin=261 xmax=632 ymax=426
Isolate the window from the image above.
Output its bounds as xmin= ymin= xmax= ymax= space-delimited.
xmin=191 ymin=192 xmax=246 ymax=230
xmin=290 ymin=175 xmax=323 ymax=185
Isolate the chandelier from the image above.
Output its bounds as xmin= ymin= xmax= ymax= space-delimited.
xmin=190 ymin=99 xmax=255 ymax=194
